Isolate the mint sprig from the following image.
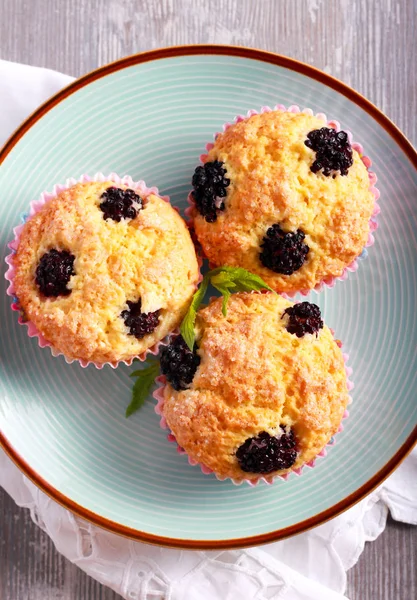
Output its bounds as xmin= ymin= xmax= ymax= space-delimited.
xmin=180 ymin=266 xmax=274 ymax=350
xmin=179 ymin=275 xmax=210 ymax=351
xmin=126 ymin=357 xmax=160 ymax=418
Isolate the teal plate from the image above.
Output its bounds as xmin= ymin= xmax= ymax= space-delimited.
xmin=0 ymin=46 xmax=416 ymax=549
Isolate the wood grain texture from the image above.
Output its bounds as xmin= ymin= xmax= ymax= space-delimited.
xmin=0 ymin=488 xmax=121 ymax=600
xmin=348 ymin=515 xmax=417 ymax=600
xmin=0 ymin=0 xmax=416 ymax=598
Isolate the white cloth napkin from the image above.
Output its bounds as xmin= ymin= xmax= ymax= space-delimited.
xmin=0 ymin=59 xmax=416 ymax=600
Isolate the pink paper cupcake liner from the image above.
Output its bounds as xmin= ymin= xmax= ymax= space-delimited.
xmin=153 ymin=330 xmax=353 ymax=486
xmin=5 ymin=172 xmax=202 ymax=369
xmin=185 ymin=104 xmax=380 ymax=296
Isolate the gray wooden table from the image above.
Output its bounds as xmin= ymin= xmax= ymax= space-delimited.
xmin=0 ymin=0 xmax=416 ymax=598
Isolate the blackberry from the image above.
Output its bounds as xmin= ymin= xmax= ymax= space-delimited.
xmin=191 ymin=160 xmax=230 ymax=222
xmin=35 ymin=249 xmax=75 ymax=297
xmin=305 ymin=127 xmax=353 ymax=177
xmin=121 ymin=300 xmax=160 ymax=339
xmin=260 ymin=224 xmax=309 ymax=275
xmin=283 ymin=301 xmax=324 ymax=337
xmin=160 ymin=335 xmax=200 ymax=391
xmin=99 ymin=187 xmax=143 ymax=222
xmin=236 ymin=428 xmax=298 ymax=474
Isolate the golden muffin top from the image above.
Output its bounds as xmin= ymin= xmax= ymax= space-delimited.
xmin=13 ymin=181 xmax=199 ymax=364
xmin=161 ymin=292 xmax=349 ymax=482
xmin=192 ymin=111 xmax=374 ymax=294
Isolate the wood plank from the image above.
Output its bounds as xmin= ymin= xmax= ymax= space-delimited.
xmin=0 ymin=488 xmax=122 ymax=599
xmin=347 ymin=515 xmax=417 ymax=600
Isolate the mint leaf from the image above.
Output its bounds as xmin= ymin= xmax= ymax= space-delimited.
xmin=179 ymin=266 xmax=274 ymax=347
xmin=210 ymin=272 xmax=236 ymax=316
xmin=218 ymin=266 xmax=275 ymax=293
xmin=210 ymin=271 xmax=237 ymax=288
xmin=211 ymin=279 xmax=232 ymax=315
xmin=220 ymin=288 xmax=231 ymax=316
xmin=210 ymin=266 xmax=274 ymax=315
xmin=180 ymin=275 xmax=209 ymax=350
xmin=126 ymin=358 xmax=159 ymax=418
xmin=130 ymin=364 xmax=160 ymax=378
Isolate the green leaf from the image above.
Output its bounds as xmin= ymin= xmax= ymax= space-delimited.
xmin=210 ymin=266 xmax=275 ymax=315
xmin=211 ymin=280 xmax=232 ymax=315
xmin=130 ymin=364 xmax=161 ymax=378
xmin=179 ymin=265 xmax=274 ymax=349
xmin=180 ymin=275 xmax=209 ymax=350
xmin=210 ymin=272 xmax=236 ymax=316
xmin=210 ymin=271 xmax=236 ymax=288
xmin=220 ymin=288 xmax=231 ymax=316
xmin=226 ymin=267 xmax=275 ymax=293
xmin=126 ymin=359 xmax=160 ymax=418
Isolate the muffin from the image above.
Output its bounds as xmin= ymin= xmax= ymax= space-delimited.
xmin=8 ymin=176 xmax=199 ymax=365
xmin=158 ymin=292 xmax=350 ymax=484
xmin=189 ymin=108 xmax=377 ymax=295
